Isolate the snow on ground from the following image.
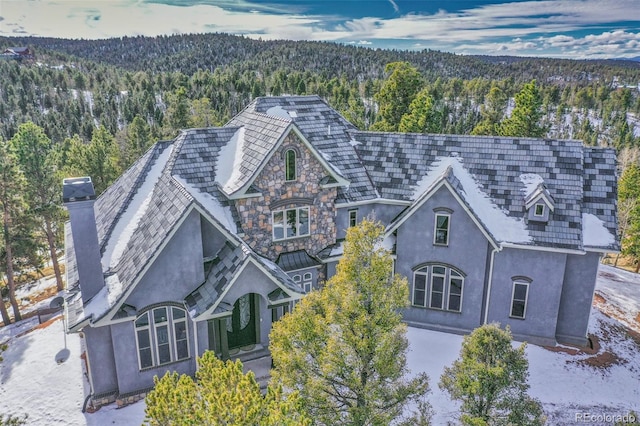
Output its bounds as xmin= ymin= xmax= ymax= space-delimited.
xmin=1 ymin=264 xmax=639 ymax=425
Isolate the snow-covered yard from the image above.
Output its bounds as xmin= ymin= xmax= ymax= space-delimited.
xmin=1 ymin=264 xmax=638 ymax=425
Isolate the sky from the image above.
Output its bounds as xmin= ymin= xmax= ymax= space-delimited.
xmin=0 ymin=0 xmax=639 ymax=59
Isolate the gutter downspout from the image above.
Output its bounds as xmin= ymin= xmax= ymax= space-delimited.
xmin=193 ymin=318 xmax=199 ymax=370
xmin=483 ymin=246 xmax=501 ymax=325
xmin=80 ymin=331 xmax=95 ymax=413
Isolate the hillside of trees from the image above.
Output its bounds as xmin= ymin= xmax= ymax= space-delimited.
xmin=1 ymin=33 xmax=640 ymax=323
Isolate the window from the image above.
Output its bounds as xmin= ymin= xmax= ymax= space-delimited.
xmin=271 ymin=304 xmax=290 ymax=323
xmin=510 ymin=281 xmax=529 ymax=319
xmin=434 ymin=214 xmax=450 ymax=245
xmin=135 ymin=306 xmax=189 ymax=369
xmin=348 ymin=209 xmax=357 ymax=227
xmin=292 ymin=273 xmax=313 ymax=293
xmin=534 ymin=203 xmax=545 ymax=217
xmin=272 ymin=207 xmax=310 ymax=240
xmin=412 ymin=265 xmax=464 ymax=313
xmin=285 ymin=149 xmax=296 ymax=181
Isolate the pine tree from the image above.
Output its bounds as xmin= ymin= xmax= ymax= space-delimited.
xmin=269 ymin=219 xmax=431 ymax=426
xmin=0 ymin=138 xmax=27 ymax=323
xmin=371 ymin=62 xmax=424 ymax=132
xmin=499 ymin=80 xmax=545 ymax=138
xmin=399 ymin=88 xmax=442 ymax=134
xmin=472 ymin=86 xmax=507 ymax=136
xmin=439 ymin=324 xmax=544 ymax=426
xmin=144 ymin=351 xmax=309 ymax=426
xmin=619 ymin=164 xmax=640 ymax=270
xmin=123 ymin=115 xmax=152 ymax=167
xmin=10 ymin=122 xmax=65 ymax=291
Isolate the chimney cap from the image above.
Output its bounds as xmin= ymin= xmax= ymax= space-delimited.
xmin=63 ymin=177 xmax=96 ymax=202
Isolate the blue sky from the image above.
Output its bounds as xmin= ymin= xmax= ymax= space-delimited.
xmin=1 ymin=0 xmax=639 ymax=59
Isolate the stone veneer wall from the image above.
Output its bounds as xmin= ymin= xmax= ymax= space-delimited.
xmin=236 ymin=132 xmax=338 ymax=260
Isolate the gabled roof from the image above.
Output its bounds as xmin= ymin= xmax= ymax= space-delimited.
xmin=351 ymin=132 xmax=615 ymax=251
xmin=248 ymin=96 xmax=378 ymax=203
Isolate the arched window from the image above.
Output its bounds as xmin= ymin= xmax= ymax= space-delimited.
xmin=412 ymin=264 xmax=464 ymax=312
xmin=285 ymin=149 xmax=296 ymax=181
xmin=134 ymin=306 xmax=189 ymax=369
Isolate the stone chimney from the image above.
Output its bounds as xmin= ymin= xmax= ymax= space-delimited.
xmin=63 ymin=177 xmax=105 ymax=304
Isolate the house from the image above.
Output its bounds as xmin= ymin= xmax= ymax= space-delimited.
xmin=63 ymin=95 xmax=618 ymax=408
xmin=0 ymin=47 xmax=34 ymax=60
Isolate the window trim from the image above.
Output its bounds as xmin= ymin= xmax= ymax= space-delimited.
xmin=412 ymin=264 xmax=464 ymax=313
xmin=134 ymin=306 xmax=190 ymax=370
xmin=348 ymin=209 xmax=357 ymax=227
xmin=534 ymin=203 xmax=545 ymax=217
xmin=272 ymin=206 xmax=310 ymax=241
xmin=433 ymin=213 xmax=450 ymax=246
xmin=285 ymin=149 xmax=297 ymax=181
xmin=510 ymin=281 xmax=529 ymax=319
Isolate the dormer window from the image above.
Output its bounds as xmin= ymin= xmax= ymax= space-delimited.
xmin=285 ymin=149 xmax=296 ymax=181
xmin=523 ymin=181 xmax=554 ymax=223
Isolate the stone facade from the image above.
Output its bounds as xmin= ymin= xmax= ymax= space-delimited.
xmin=236 ymin=131 xmax=337 ymax=260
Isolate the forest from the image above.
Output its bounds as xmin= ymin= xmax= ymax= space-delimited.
xmin=1 ymin=32 xmax=640 ymax=324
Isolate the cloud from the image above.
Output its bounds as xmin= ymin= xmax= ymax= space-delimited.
xmin=0 ymin=0 xmax=638 ymax=59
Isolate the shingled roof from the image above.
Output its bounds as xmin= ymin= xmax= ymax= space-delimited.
xmin=65 ymin=95 xmax=619 ymax=329
xmin=350 ymin=131 xmax=618 ymax=251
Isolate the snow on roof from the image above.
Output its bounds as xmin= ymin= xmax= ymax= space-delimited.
xmin=582 ymin=213 xmax=616 ymax=247
xmin=413 ymin=156 xmax=531 ymax=244
xmin=330 ymin=241 xmax=344 ymax=257
xmin=519 ymin=173 xmax=545 ymax=198
xmin=101 ymin=145 xmax=174 ymax=270
xmin=173 ymin=176 xmax=238 ymax=234
xmin=79 ymin=274 xmax=123 ymax=323
xmin=215 ymin=127 xmax=246 ymax=194
xmin=266 ymin=105 xmax=294 ymax=120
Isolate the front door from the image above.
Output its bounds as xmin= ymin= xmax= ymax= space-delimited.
xmin=227 ymin=294 xmax=257 ymax=350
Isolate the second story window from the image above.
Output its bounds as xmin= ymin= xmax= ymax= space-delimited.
xmin=434 ymin=213 xmax=450 ymax=245
xmin=273 ymin=207 xmax=310 ymax=241
xmin=285 ymin=149 xmax=297 ymax=181
xmin=348 ymin=209 xmax=357 ymax=227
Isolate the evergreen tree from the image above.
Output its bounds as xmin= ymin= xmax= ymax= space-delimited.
xmin=64 ymin=126 xmax=122 ymax=195
xmin=123 ymin=115 xmax=152 ymax=167
xmin=472 ymin=86 xmax=507 ymax=136
xmin=371 ymin=62 xmax=424 ymax=132
xmin=269 ymin=219 xmax=431 ymax=426
xmin=10 ymin=122 xmax=65 ymax=291
xmin=144 ymin=351 xmax=309 ymax=426
xmin=0 ymin=138 xmax=27 ymax=323
xmin=399 ymin=88 xmax=442 ymax=133
xmin=499 ymin=80 xmax=545 ymax=138
xmin=165 ymin=86 xmax=190 ymax=135
xmin=619 ymin=164 xmax=640 ymax=270
xmin=439 ymin=324 xmax=544 ymax=426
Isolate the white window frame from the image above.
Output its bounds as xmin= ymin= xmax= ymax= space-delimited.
xmin=302 ymin=272 xmax=313 ymax=293
xmin=510 ymin=281 xmax=529 ymax=319
xmin=434 ymin=213 xmax=450 ymax=246
xmin=348 ymin=209 xmax=357 ymax=227
xmin=412 ymin=265 xmax=464 ymax=313
xmin=272 ymin=207 xmax=310 ymax=241
xmin=285 ymin=149 xmax=297 ymax=181
xmin=429 ymin=266 xmax=446 ymax=309
xmin=534 ymin=203 xmax=545 ymax=217
xmin=134 ymin=306 xmax=190 ymax=370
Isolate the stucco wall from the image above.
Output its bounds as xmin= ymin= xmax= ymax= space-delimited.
xmin=395 ymin=186 xmax=490 ymax=333
xmin=84 ymin=326 xmax=118 ymax=396
xmin=555 ymin=252 xmax=601 ymax=345
xmin=125 ymin=209 xmax=205 ymax=308
xmin=235 ymin=131 xmax=337 ymax=260
xmin=488 ymin=247 xmax=567 ymax=345
xmin=110 ymin=319 xmax=196 ymax=395
xmin=335 ymin=203 xmax=407 ymax=240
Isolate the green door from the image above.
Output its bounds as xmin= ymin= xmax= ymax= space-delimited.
xmin=227 ymin=294 xmax=257 ymax=350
